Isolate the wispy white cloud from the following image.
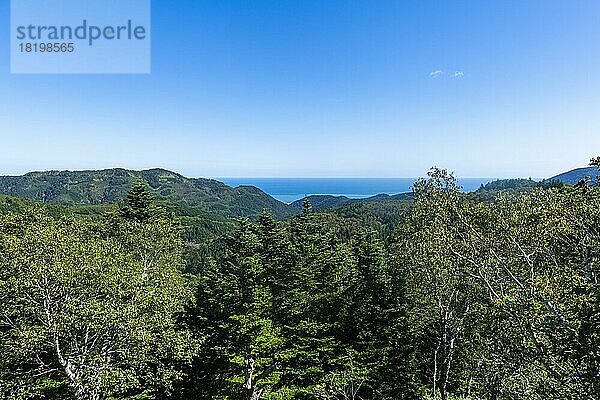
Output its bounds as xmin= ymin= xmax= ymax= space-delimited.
xmin=429 ymin=70 xmax=443 ymax=78
xmin=452 ymin=71 xmax=465 ymax=78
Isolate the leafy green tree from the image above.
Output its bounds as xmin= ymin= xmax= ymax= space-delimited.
xmin=394 ymin=167 xmax=600 ymax=400
xmin=0 ymin=210 xmax=194 ymax=400
xmin=462 ymin=186 xmax=600 ymax=399
xmin=397 ymin=169 xmax=485 ymax=400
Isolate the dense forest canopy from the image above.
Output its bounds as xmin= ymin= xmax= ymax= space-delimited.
xmin=1 ymin=162 xmax=599 ymax=399
xmin=0 ymin=168 xmax=294 ymax=219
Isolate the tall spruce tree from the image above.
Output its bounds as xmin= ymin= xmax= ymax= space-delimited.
xmin=591 ymin=156 xmax=600 ymax=185
xmin=120 ymin=179 xmax=160 ymax=222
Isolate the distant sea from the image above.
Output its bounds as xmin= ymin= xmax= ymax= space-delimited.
xmin=218 ymin=178 xmax=496 ymax=204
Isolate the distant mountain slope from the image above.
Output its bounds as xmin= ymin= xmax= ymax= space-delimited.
xmin=290 ymin=192 xmax=413 ymax=210
xmin=0 ymin=168 xmax=295 ymax=219
xmin=290 ymin=195 xmax=352 ymax=209
xmin=549 ymin=167 xmax=599 ymax=185
xmin=477 ymin=178 xmax=541 ymax=192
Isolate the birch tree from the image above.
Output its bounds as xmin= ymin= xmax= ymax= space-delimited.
xmin=0 ymin=211 xmax=194 ymax=400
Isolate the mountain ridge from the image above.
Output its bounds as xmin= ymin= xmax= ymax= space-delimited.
xmin=549 ymin=166 xmax=599 ymax=185
xmin=2 ymin=165 xmax=598 ymax=218
xmin=0 ymin=168 xmax=295 ymax=219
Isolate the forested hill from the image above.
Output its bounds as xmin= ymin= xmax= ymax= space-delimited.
xmin=550 ymin=166 xmax=599 ymax=184
xmin=0 ymin=168 xmax=295 ymax=219
xmin=290 ymin=192 xmax=414 ymax=210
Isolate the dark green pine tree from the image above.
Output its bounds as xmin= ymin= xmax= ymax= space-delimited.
xmin=591 ymin=157 xmax=600 ymax=185
xmin=181 ymin=218 xmax=267 ymax=399
xmin=257 ymin=211 xmax=297 ymax=321
xmin=301 ymin=197 xmax=313 ymax=216
xmin=120 ymin=179 xmax=159 ymax=222
xmin=350 ymin=231 xmax=416 ymax=398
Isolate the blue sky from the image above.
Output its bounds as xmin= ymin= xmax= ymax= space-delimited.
xmin=1 ymin=0 xmax=599 ymax=178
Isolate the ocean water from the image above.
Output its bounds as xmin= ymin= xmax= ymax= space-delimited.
xmin=218 ymin=178 xmax=496 ymax=204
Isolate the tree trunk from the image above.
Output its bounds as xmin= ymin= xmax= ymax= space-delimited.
xmin=246 ymin=357 xmax=262 ymax=400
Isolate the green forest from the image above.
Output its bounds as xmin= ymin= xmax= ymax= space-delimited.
xmin=1 ymin=162 xmax=599 ymax=400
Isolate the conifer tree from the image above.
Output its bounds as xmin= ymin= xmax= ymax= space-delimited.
xmin=591 ymin=156 xmax=600 ymax=185
xmin=120 ymin=179 xmax=159 ymax=222
xmin=301 ymin=198 xmax=313 ymax=216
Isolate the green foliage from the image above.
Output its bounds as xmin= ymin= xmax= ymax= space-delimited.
xmin=2 ymin=163 xmax=600 ymax=400
xmin=394 ymin=168 xmax=600 ymax=400
xmin=120 ymin=180 xmax=164 ymax=223
xmin=182 ymin=209 xmax=415 ymax=399
xmin=476 ymin=178 xmax=543 ymax=192
xmin=290 ymin=193 xmax=413 ymax=212
xmin=0 ymin=209 xmax=195 ymax=400
xmin=0 ymin=168 xmax=294 ymax=219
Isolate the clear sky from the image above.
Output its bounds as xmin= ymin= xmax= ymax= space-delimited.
xmin=1 ymin=0 xmax=599 ymax=178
